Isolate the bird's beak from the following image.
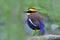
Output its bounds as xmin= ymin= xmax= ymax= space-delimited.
xmin=24 ymin=10 xmax=29 ymax=13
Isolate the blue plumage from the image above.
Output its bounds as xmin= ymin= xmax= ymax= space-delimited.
xmin=27 ymin=18 xmax=45 ymax=35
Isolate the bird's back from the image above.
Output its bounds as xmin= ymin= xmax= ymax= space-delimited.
xmin=28 ymin=12 xmax=43 ymax=26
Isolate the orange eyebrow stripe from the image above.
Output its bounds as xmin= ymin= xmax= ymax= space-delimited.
xmin=29 ymin=9 xmax=37 ymax=11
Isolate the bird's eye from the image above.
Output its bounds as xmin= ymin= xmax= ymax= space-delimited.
xmin=27 ymin=11 xmax=33 ymax=13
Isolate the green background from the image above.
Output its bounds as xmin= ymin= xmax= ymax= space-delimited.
xmin=0 ymin=0 xmax=60 ymax=40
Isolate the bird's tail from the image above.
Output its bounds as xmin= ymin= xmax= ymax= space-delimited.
xmin=39 ymin=23 xmax=45 ymax=35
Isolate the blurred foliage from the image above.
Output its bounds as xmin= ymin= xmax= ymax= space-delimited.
xmin=0 ymin=0 xmax=60 ymax=40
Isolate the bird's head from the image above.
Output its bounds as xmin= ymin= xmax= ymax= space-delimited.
xmin=24 ymin=8 xmax=38 ymax=15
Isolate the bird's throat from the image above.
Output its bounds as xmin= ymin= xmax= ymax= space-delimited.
xmin=26 ymin=13 xmax=30 ymax=15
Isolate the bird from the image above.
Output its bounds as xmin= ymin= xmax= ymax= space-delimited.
xmin=24 ymin=7 xmax=45 ymax=35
